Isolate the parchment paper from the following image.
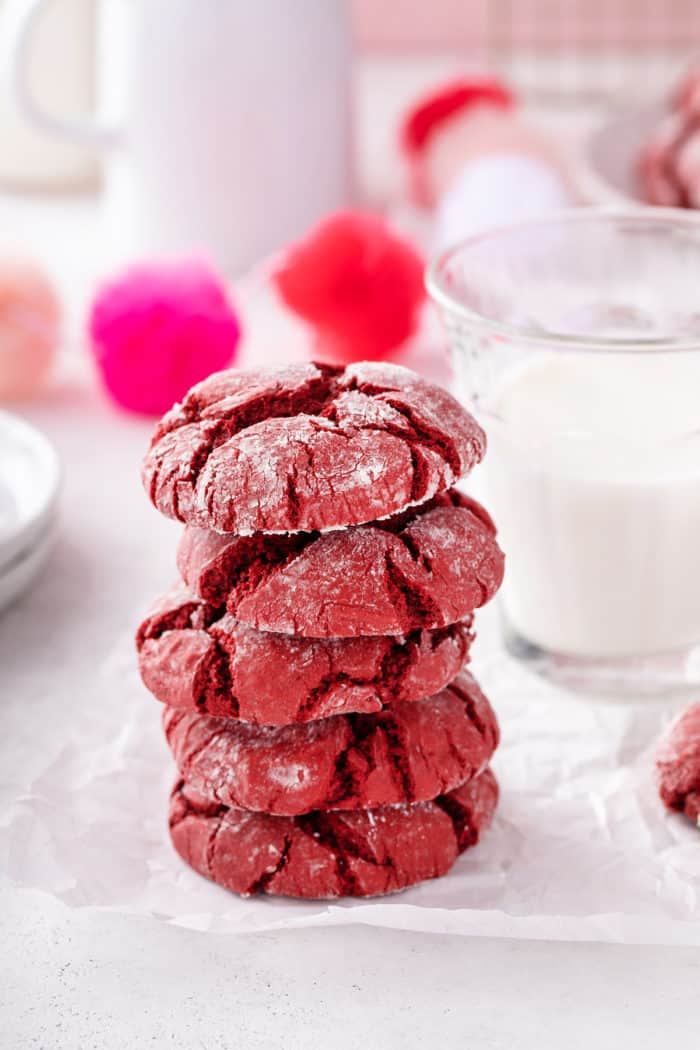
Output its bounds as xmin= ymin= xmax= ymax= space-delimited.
xmin=2 ymin=604 xmax=698 ymax=946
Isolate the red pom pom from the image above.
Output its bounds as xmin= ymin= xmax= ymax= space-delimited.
xmin=273 ymin=211 xmax=425 ymax=363
xmin=401 ymin=77 xmax=516 ymax=206
xmin=401 ymin=77 xmax=516 ymax=157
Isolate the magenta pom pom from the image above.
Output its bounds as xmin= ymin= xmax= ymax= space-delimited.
xmin=89 ymin=259 xmax=241 ymax=415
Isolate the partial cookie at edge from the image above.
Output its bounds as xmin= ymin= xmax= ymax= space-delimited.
xmin=657 ymin=702 xmax=700 ymax=825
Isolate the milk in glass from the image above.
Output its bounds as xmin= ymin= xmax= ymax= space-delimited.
xmin=486 ymin=353 xmax=700 ymax=658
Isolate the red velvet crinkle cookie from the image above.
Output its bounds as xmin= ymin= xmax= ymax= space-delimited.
xmin=162 ymin=671 xmax=498 ymax=815
xmin=657 ymin=702 xmax=700 ymax=826
xmin=136 ymin=585 xmax=473 ymax=724
xmin=177 ymin=489 xmax=504 ymax=637
xmin=142 ymin=362 xmax=485 ymax=535
xmin=169 ymin=766 xmax=498 ymax=898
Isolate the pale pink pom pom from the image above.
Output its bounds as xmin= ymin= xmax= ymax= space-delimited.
xmin=0 ymin=259 xmax=61 ymax=401
xmin=89 ymin=258 xmax=241 ymax=415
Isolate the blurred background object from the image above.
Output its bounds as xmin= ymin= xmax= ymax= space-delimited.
xmin=3 ymin=0 xmax=353 ymax=273
xmin=0 ymin=0 xmax=96 ymax=189
xmin=0 ymin=256 xmax=61 ymax=399
xmin=397 ymin=77 xmax=578 ymax=250
xmin=273 ymin=211 xmax=425 ymax=364
xmin=352 ymin=0 xmax=700 ymax=202
xmin=3 ymin=1 xmax=700 ymax=201
xmin=88 ymin=257 xmax=240 ymax=415
xmin=2 ymin=2 xmax=700 ymax=236
xmin=0 ymin=0 xmax=700 ymax=373
xmin=353 ymin=0 xmax=700 ymax=102
xmin=0 ymin=409 xmax=59 ymax=612
xmin=637 ymin=63 xmax=700 ymax=207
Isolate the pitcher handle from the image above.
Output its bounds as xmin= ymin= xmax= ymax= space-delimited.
xmin=2 ymin=0 xmax=120 ymax=148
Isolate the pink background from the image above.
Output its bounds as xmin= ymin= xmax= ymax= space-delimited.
xmin=351 ymin=0 xmax=700 ymax=49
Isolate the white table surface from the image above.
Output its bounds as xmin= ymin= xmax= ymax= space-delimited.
xmin=1 ymin=155 xmax=699 ymax=1046
xmin=3 ymin=890 xmax=700 ymax=1049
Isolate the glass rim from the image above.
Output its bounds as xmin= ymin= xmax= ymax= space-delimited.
xmin=425 ymin=205 xmax=700 ymax=354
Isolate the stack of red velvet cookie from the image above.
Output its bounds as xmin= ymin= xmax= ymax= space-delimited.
xmin=138 ymin=362 xmax=504 ymax=898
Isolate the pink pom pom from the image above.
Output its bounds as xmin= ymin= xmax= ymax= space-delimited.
xmin=273 ymin=211 xmax=425 ymax=364
xmin=0 ymin=259 xmax=61 ymax=401
xmin=89 ymin=259 xmax=241 ymax=415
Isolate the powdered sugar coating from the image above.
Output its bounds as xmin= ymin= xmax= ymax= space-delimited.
xmin=169 ymin=766 xmax=498 ymax=898
xmin=142 ymin=362 xmax=486 ymax=534
xmin=162 ymin=670 xmax=498 ymax=815
xmin=177 ymin=490 xmax=504 ymax=638
xmin=136 ymin=584 xmax=474 ymax=724
xmin=657 ymin=702 xmax=700 ymax=826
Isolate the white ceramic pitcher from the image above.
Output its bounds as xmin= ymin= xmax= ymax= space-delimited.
xmin=5 ymin=0 xmax=353 ymax=273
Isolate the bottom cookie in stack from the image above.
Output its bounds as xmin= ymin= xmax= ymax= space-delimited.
xmin=169 ymin=767 xmax=498 ymax=899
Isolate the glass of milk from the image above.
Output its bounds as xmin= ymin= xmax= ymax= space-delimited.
xmin=428 ymin=209 xmax=700 ymax=694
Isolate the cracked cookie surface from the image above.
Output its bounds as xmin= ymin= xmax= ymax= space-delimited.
xmin=137 ymin=584 xmax=473 ymax=724
xmin=162 ymin=670 xmax=498 ymax=815
xmin=177 ymin=489 xmax=504 ymax=637
xmin=169 ymin=766 xmax=498 ymax=898
xmin=657 ymin=702 xmax=700 ymax=826
xmin=142 ymin=362 xmax=485 ymax=534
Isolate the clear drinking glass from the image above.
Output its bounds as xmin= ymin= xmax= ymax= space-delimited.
xmin=427 ymin=209 xmax=700 ymax=695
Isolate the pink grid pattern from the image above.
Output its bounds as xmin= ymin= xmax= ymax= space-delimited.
xmin=352 ymin=0 xmax=700 ymax=49
xmin=351 ymin=0 xmax=700 ymax=99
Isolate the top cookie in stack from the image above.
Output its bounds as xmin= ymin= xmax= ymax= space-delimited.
xmin=142 ymin=361 xmax=486 ymax=535
xmin=139 ymin=362 xmax=505 ymax=900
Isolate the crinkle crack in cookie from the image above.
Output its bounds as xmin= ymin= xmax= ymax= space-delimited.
xmin=136 ymin=585 xmax=473 ymax=723
xmin=142 ymin=362 xmax=486 ymax=534
xmin=657 ymin=702 xmax=700 ymax=826
xmin=169 ymin=767 xmax=498 ymax=898
xmin=162 ymin=670 xmax=498 ymax=815
xmin=177 ymin=490 xmax=504 ymax=637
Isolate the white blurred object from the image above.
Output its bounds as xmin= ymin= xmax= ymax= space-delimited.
xmin=0 ymin=0 xmax=95 ymax=189
xmin=408 ymin=94 xmax=578 ymax=251
xmin=4 ymin=0 xmax=352 ymax=274
xmin=0 ymin=410 xmax=59 ymax=612
xmin=434 ymin=152 xmax=574 ymax=252
xmin=0 ymin=521 xmax=56 ymax=613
